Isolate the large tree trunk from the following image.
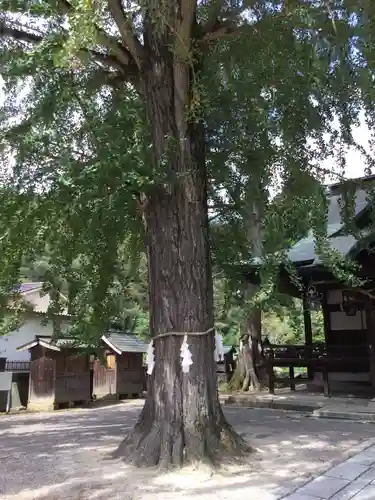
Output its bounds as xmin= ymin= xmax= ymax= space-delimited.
xmin=229 ymin=198 xmax=267 ymax=392
xmin=229 ymin=282 xmax=267 ymax=391
xmin=115 ymin=9 xmax=249 ymax=467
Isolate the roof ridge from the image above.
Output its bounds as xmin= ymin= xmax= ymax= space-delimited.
xmin=328 ymin=173 xmax=375 ymax=191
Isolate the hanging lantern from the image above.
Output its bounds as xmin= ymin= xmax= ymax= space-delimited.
xmin=306 ymin=285 xmax=323 ymax=311
xmin=341 ymin=292 xmax=358 ymax=317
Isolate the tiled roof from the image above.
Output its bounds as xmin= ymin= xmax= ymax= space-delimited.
xmin=102 ymin=331 xmax=148 ymax=354
xmin=287 ymin=233 xmax=359 ymax=265
xmin=16 ymin=282 xmax=43 ymax=294
xmin=17 ymin=335 xmax=87 ymax=352
xmin=326 ymin=188 xmax=368 ymax=231
xmin=18 ymin=330 xmax=148 ymax=354
xmin=42 ymin=336 xmax=89 ymax=348
xmin=287 ymin=187 xmax=369 ymax=265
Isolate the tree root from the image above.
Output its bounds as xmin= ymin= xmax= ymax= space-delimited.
xmin=113 ymin=413 xmax=252 ymax=470
xmin=229 ymin=345 xmax=268 ymax=393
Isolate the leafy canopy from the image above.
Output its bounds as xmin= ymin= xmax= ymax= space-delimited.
xmin=1 ymin=1 xmax=375 ymax=336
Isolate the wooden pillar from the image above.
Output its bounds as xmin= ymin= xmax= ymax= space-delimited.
xmin=268 ymin=350 xmax=275 ymax=394
xmin=303 ymin=291 xmax=314 ymax=379
xmin=365 ymin=300 xmax=375 ymax=397
xmin=321 ymin=291 xmax=330 ymax=346
xmin=322 ymin=363 xmax=330 ymax=398
xmin=289 ymin=365 xmax=296 ymax=391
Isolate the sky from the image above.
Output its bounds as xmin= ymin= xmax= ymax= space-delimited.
xmin=320 ymin=115 xmax=372 ymax=183
xmin=0 ymin=76 xmax=371 ymax=185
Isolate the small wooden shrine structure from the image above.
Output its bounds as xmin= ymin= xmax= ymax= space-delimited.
xmin=18 ymin=336 xmax=91 ymax=410
xmin=92 ymin=331 xmax=147 ymax=400
xmin=18 ymin=330 xmax=148 ymax=409
xmin=243 ymin=175 xmax=375 ymax=397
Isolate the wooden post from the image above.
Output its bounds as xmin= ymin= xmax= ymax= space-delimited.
xmin=365 ymin=300 xmax=375 ymax=397
xmin=303 ymin=290 xmax=313 ymax=379
xmin=6 ymin=388 xmax=11 ymax=414
xmin=289 ymin=365 xmax=296 ymax=391
xmin=268 ymin=350 xmax=275 ymax=394
xmin=322 ymin=364 xmax=330 ymax=397
xmin=321 ymin=291 xmax=330 ymax=345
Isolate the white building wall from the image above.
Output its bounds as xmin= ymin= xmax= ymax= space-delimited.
xmin=0 ymin=315 xmax=70 ymax=362
xmin=326 ymin=290 xmax=367 ymax=331
xmin=329 ymin=310 xmax=366 ymax=330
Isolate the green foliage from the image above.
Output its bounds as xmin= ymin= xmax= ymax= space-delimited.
xmin=204 ymin=2 xmax=375 ymax=305
xmin=0 ymin=309 xmax=24 ymax=337
xmin=213 ymin=274 xmax=324 ymax=346
xmin=266 ymin=303 xmax=325 ymax=345
xmin=1 ymin=0 xmax=375 ymax=341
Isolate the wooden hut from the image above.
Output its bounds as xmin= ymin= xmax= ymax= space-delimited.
xmin=17 ymin=336 xmax=91 ymax=411
xmin=92 ymin=331 xmax=148 ymax=400
xmin=242 ymin=174 xmax=375 ymax=397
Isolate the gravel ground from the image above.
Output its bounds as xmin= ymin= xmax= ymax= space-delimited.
xmin=0 ymin=401 xmax=374 ymax=500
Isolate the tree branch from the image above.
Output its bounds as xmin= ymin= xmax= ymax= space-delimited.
xmin=208 ymin=201 xmax=238 ymax=210
xmin=201 ymin=23 xmax=239 ymax=42
xmin=343 ymin=287 xmax=375 ymax=302
xmin=0 ymin=23 xmax=128 ymax=74
xmin=199 ymin=0 xmax=226 ymax=34
xmin=200 ymin=19 xmax=247 ymax=43
xmin=56 ymin=0 xmax=74 ymax=12
xmin=199 ymin=4 xmax=254 ymax=45
xmin=208 ymin=213 xmax=222 ymax=223
xmin=179 ymin=0 xmax=196 ymax=50
xmin=0 ymin=23 xmax=41 ymax=44
xmin=56 ymin=0 xmax=134 ymax=69
xmin=107 ymin=0 xmax=145 ymax=69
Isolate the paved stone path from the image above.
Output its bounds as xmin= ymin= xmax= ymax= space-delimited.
xmin=284 ymin=442 xmax=375 ymax=500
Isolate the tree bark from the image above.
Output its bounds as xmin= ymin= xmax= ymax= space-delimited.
xmin=229 ymin=198 xmax=267 ymax=392
xmin=114 ymin=7 xmax=250 ymax=467
xmin=229 ymin=282 xmax=267 ymax=391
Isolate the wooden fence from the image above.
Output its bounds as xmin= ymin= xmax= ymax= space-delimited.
xmin=29 ymin=357 xmax=55 ymax=401
xmin=92 ymin=360 xmax=116 ymax=398
xmin=5 ymin=361 xmax=30 ymax=372
xmin=55 ymin=372 xmax=91 ymax=404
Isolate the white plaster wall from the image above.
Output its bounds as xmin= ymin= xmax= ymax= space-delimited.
xmin=22 ymin=290 xmax=68 ymax=315
xmin=0 ymin=315 xmax=70 ymax=361
xmin=24 ymin=292 xmax=51 ymax=314
xmin=327 ymin=290 xmax=368 ymax=331
xmin=329 ymin=310 xmax=367 ymax=331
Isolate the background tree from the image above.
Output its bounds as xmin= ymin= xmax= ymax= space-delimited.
xmin=204 ymin=2 xmax=375 ymax=390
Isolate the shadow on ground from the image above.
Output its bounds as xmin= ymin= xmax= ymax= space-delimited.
xmin=0 ymin=403 xmax=374 ymax=500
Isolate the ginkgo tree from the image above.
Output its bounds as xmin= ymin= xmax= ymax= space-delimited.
xmin=1 ymin=0 xmax=375 ymax=468
xmin=205 ymin=10 xmax=375 ymax=392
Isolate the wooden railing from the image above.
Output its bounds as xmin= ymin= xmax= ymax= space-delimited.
xmin=264 ymin=343 xmax=369 ymax=397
